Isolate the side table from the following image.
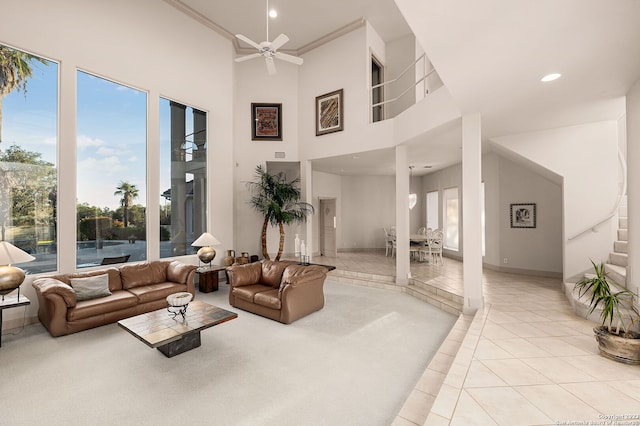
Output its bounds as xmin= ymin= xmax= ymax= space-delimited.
xmin=196 ymin=266 xmax=227 ymax=293
xmin=0 ymin=294 xmax=30 ymax=348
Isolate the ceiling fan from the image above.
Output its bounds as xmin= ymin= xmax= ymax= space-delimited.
xmin=234 ymin=0 xmax=303 ymax=75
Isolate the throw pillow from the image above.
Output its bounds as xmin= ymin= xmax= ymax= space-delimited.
xmin=69 ymin=274 xmax=112 ymax=301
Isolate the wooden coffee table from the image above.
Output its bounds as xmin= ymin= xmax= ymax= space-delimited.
xmin=117 ymin=300 xmax=237 ymax=357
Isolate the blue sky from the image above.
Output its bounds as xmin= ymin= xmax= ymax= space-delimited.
xmin=3 ymin=51 xmax=199 ymax=211
xmin=3 ymin=56 xmax=149 ymax=210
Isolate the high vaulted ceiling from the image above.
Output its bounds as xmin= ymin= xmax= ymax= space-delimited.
xmin=167 ymin=0 xmax=640 ymax=177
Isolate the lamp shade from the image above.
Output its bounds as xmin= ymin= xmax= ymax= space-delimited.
xmin=191 ymin=232 xmax=221 ymax=247
xmin=0 ymin=241 xmax=35 ymax=265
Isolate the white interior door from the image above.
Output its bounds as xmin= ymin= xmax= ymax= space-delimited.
xmin=319 ymin=198 xmax=337 ymax=257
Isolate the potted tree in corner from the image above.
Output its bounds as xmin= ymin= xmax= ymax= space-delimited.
xmin=574 ymin=260 xmax=640 ymax=364
xmin=246 ymin=165 xmax=314 ymax=261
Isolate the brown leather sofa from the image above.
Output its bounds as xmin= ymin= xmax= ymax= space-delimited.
xmin=226 ymin=260 xmax=327 ymax=324
xmin=32 ymin=260 xmax=197 ymax=337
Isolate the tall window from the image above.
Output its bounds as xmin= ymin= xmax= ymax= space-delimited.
xmin=426 ymin=190 xmax=439 ymax=231
xmin=443 ymin=187 xmax=459 ymax=251
xmin=0 ymin=45 xmax=58 ymax=274
xmin=159 ymin=98 xmax=207 ymax=258
xmin=371 ymin=56 xmax=384 ymax=122
xmin=76 ymin=71 xmax=147 ymax=267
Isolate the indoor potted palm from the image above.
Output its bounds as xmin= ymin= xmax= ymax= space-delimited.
xmin=246 ymin=165 xmax=314 ymax=261
xmin=574 ymin=260 xmax=640 ymax=364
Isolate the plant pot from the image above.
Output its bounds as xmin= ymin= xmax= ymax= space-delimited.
xmin=593 ymin=326 xmax=640 ymax=365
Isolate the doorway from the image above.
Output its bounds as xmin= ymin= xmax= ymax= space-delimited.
xmin=319 ymin=198 xmax=337 ymax=257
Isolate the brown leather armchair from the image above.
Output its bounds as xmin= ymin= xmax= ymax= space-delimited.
xmin=226 ymin=260 xmax=327 ymax=324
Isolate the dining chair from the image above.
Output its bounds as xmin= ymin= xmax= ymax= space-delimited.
xmin=427 ymin=230 xmax=444 ymax=265
xmin=384 ymin=228 xmax=396 ymax=257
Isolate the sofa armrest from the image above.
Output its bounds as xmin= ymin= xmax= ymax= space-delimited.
xmin=167 ymin=261 xmax=197 ymax=296
xmin=278 ymin=266 xmax=327 ymax=324
xmin=33 ymin=277 xmax=77 ymax=307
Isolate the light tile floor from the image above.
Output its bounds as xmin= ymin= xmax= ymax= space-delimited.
xmin=308 ymin=251 xmax=640 ymax=425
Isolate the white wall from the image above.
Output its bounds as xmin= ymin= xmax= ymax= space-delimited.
xmin=626 ymin=79 xmax=640 ymax=298
xmin=341 ymin=175 xmax=396 ymax=250
xmin=0 ymin=0 xmax=234 ymax=325
xmin=492 ymin=121 xmax=619 ymax=279
xmin=421 ymin=152 xmax=564 ymax=275
xmin=233 ymin=57 xmax=302 ymax=259
xmin=497 ymin=155 xmax=563 ymax=274
xmin=386 ymin=35 xmax=416 ymax=118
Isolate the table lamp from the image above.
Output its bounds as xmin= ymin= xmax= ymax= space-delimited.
xmin=191 ymin=232 xmax=221 ymax=266
xmin=0 ymin=241 xmax=36 ymax=301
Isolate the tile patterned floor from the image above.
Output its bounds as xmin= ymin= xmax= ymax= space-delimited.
xmin=307 ymin=251 xmax=640 ymax=425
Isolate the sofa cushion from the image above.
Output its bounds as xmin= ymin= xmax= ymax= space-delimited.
xmin=232 ymin=284 xmax=272 ymax=303
xmin=69 ymin=274 xmax=112 ymax=301
xmin=67 ymin=290 xmax=138 ymax=321
xmin=127 ymin=282 xmax=187 ymax=304
xmin=254 ymin=289 xmax=281 ymax=310
xmin=53 ymin=268 xmax=123 ymax=292
xmin=167 ymin=260 xmax=192 ymax=284
xmin=120 ymin=262 xmax=167 ymax=289
xmin=261 ymin=260 xmax=289 ymax=288
xmin=227 ymin=262 xmax=262 ymax=288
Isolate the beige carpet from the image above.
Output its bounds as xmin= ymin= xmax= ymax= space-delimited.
xmin=1 ymin=280 xmax=456 ymax=426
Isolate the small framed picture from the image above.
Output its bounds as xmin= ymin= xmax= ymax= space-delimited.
xmin=251 ymin=103 xmax=282 ymax=141
xmin=510 ymin=203 xmax=536 ymax=228
xmin=315 ymin=89 xmax=344 ymax=136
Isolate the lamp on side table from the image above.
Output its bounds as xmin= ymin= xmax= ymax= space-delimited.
xmin=0 ymin=241 xmax=35 ymax=302
xmin=191 ymin=232 xmax=221 ymax=267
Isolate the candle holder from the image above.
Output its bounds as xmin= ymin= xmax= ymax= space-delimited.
xmin=300 ymin=255 xmax=310 ymax=265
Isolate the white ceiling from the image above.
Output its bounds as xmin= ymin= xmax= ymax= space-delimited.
xmin=168 ymin=0 xmax=640 ymax=177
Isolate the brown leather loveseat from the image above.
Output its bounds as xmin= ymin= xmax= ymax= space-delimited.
xmin=32 ymin=260 xmax=197 ymax=337
xmin=226 ymin=260 xmax=327 ymax=324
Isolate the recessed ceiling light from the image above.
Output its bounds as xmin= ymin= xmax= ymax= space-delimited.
xmin=541 ymin=73 xmax=561 ymax=82
xmin=269 ymin=9 xmax=278 ymax=18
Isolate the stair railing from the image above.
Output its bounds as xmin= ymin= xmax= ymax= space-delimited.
xmin=568 ymin=149 xmax=627 ymax=240
xmin=371 ymin=53 xmax=437 ymax=111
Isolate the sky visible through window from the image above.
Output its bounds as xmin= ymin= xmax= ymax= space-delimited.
xmin=2 ymin=60 xmax=150 ymax=211
xmin=77 ymin=71 xmax=147 ymax=210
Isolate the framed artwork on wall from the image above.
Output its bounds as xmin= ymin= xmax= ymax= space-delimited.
xmin=510 ymin=203 xmax=536 ymax=228
xmin=315 ymin=89 xmax=344 ymax=136
xmin=251 ymin=103 xmax=282 ymax=141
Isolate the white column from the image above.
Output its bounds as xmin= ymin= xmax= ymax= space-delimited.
xmin=626 ymin=80 xmax=640 ymax=300
xmin=58 ymin=61 xmax=77 ymax=272
xmin=302 ymin=160 xmax=314 ymax=261
xmin=462 ymin=113 xmax=484 ymax=313
xmin=395 ymin=145 xmax=410 ymax=285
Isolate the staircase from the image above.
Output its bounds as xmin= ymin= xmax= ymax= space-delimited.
xmin=565 ymin=197 xmax=628 ymax=322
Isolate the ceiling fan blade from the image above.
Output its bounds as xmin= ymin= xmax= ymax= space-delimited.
xmin=234 ymin=53 xmax=262 ymax=63
xmin=275 ymin=52 xmax=303 ymax=66
xmin=235 ymin=34 xmax=262 ymax=50
xmin=270 ymin=33 xmax=290 ymax=51
xmin=265 ymin=57 xmax=277 ymax=75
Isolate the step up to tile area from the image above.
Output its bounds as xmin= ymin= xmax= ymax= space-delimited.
xmin=327 ymin=269 xmax=399 ymax=291
xmin=614 ymin=240 xmax=628 ymax=254
xmin=619 ymin=217 xmax=627 ymax=229
xmin=406 ymin=281 xmax=463 ymax=315
xmin=605 ymin=263 xmax=627 ymax=286
xmin=328 ymin=270 xmax=463 ymax=315
xmin=618 ymin=228 xmax=628 ymax=241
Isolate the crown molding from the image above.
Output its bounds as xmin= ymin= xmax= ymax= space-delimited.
xmin=165 ymin=0 xmax=366 ymax=57
xmin=296 ymin=18 xmax=366 ymax=56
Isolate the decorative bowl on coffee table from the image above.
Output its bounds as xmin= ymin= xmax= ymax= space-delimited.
xmin=166 ymin=292 xmax=193 ymax=319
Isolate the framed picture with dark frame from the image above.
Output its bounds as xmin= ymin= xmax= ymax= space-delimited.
xmin=251 ymin=103 xmax=282 ymax=141
xmin=315 ymin=89 xmax=344 ymax=136
xmin=510 ymin=203 xmax=536 ymax=228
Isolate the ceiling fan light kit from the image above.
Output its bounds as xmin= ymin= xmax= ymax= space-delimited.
xmin=234 ymin=0 xmax=303 ymax=75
